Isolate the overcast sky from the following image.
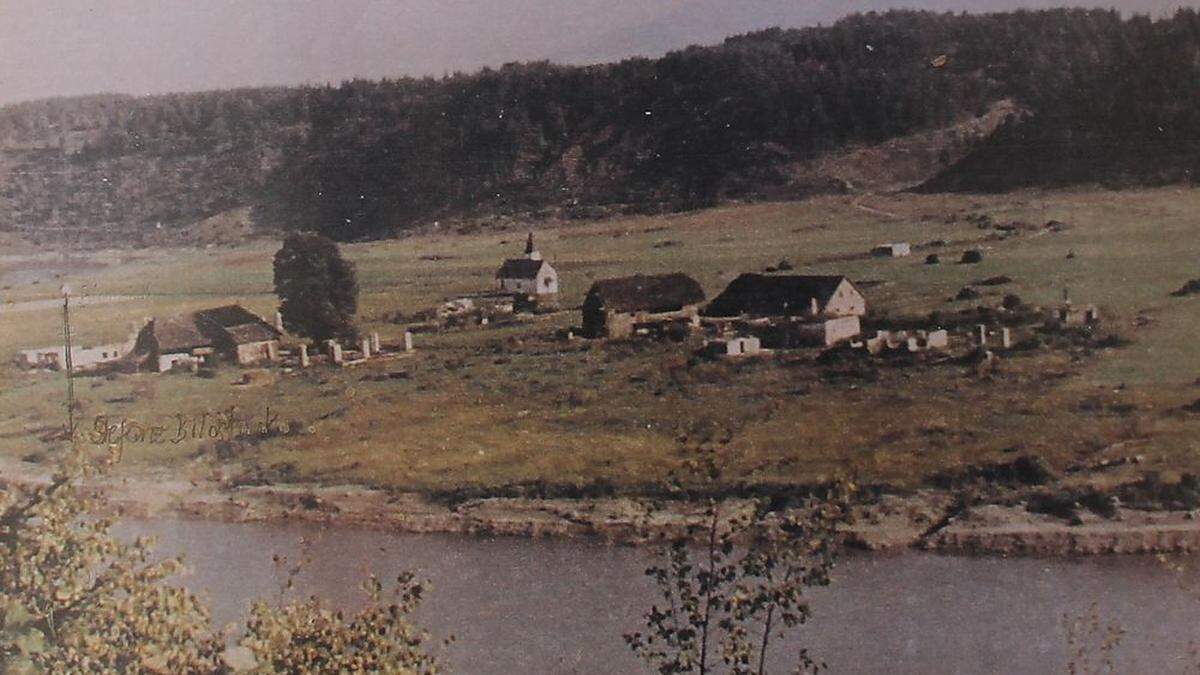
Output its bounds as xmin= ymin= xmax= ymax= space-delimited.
xmin=0 ymin=0 xmax=1194 ymax=105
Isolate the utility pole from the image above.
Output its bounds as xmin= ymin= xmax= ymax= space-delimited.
xmin=62 ymin=284 xmax=75 ymax=440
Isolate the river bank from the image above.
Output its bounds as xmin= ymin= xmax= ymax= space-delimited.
xmin=5 ymin=455 xmax=1200 ymax=556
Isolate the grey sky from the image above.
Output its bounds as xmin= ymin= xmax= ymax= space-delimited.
xmin=0 ymin=0 xmax=1193 ymax=105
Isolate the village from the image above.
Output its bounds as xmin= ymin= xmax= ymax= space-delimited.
xmin=7 ymin=183 xmax=1178 ymax=520
xmin=14 ymin=225 xmax=1106 ymax=409
xmin=3 ymin=185 xmax=1199 ymax=577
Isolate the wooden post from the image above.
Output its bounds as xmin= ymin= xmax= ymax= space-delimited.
xmin=370 ymin=332 xmax=381 ymax=353
xmin=404 ymin=331 xmax=414 ymax=352
xmin=61 ymin=286 xmax=75 ymax=438
xmin=361 ymin=337 xmax=372 ymax=359
xmin=299 ymin=344 xmax=310 ymax=368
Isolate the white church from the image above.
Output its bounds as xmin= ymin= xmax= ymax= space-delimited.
xmin=495 ymin=233 xmax=558 ymax=298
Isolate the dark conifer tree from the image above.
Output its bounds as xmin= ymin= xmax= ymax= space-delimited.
xmin=272 ymin=232 xmax=359 ymax=342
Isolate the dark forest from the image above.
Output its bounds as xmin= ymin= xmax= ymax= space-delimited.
xmin=2 ymin=9 xmax=1198 ymax=244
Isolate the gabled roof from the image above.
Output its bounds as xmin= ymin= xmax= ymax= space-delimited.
xmin=141 ymin=304 xmax=279 ymax=353
xmin=224 ymin=322 xmax=280 ymax=344
xmin=496 ymin=258 xmax=550 ymax=279
xmin=705 ymin=274 xmax=857 ymax=317
xmin=584 ymin=273 xmax=705 ymax=314
xmin=148 ymin=315 xmax=213 ymax=353
xmin=194 ymin=304 xmax=268 ymax=328
xmin=196 ymin=305 xmax=280 ymax=344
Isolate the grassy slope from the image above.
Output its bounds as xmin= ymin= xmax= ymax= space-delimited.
xmin=2 ymin=186 xmax=1199 ymax=495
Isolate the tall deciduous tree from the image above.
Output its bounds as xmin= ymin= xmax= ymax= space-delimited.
xmin=273 ymin=232 xmax=359 ymax=342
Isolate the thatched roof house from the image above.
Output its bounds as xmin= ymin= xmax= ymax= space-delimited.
xmin=134 ymin=304 xmax=281 ymax=372
xmin=705 ymin=274 xmax=866 ymax=318
xmin=196 ymin=305 xmax=279 ymax=343
xmin=582 ymin=273 xmax=705 ymax=338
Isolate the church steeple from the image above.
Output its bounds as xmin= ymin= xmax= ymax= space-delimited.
xmin=524 ymin=232 xmax=542 ymax=261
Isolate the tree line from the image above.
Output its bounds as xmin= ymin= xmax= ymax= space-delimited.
xmin=2 ymin=9 xmax=1199 ymax=245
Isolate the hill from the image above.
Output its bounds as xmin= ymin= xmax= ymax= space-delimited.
xmin=2 ymin=9 xmax=1199 ymax=246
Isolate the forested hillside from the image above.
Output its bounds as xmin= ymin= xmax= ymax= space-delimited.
xmin=2 ymin=8 xmax=1199 ymax=245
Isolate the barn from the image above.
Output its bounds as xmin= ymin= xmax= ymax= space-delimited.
xmin=581 ymin=273 xmax=705 ymax=339
xmin=705 ymin=274 xmax=866 ymax=318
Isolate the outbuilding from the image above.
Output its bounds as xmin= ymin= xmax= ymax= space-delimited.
xmin=871 ymin=243 xmax=912 ymax=258
xmin=702 ymin=335 xmax=762 ymax=358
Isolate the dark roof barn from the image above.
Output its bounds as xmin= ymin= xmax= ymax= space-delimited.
xmin=578 ymin=271 xmax=700 ymax=336
xmin=580 ymin=271 xmax=700 ymax=314
xmin=705 ymin=274 xmax=851 ymax=317
xmin=584 ymin=273 xmax=705 ymax=314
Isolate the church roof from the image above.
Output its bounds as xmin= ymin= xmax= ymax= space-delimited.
xmin=496 ymin=258 xmax=550 ymax=279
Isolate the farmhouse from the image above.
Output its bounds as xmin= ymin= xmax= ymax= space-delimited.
xmin=197 ymin=305 xmax=282 ymax=365
xmin=133 ymin=304 xmax=281 ymax=372
xmin=582 ymin=273 xmax=705 ymax=339
xmin=496 ymin=233 xmax=558 ymax=298
xmin=705 ymin=274 xmax=866 ymax=319
xmin=17 ymin=340 xmax=133 ymax=372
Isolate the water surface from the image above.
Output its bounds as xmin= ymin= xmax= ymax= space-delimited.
xmin=120 ymin=519 xmax=1200 ymax=674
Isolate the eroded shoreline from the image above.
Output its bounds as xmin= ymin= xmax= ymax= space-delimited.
xmin=4 ymin=456 xmax=1198 ymax=556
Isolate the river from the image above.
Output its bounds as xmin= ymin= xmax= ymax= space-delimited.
xmin=119 ymin=519 xmax=1200 ymax=674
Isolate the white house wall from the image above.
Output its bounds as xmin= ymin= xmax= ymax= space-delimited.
xmin=825 ymin=280 xmax=867 ymax=317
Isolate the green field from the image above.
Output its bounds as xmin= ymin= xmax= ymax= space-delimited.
xmin=3 ymin=186 xmax=1200 ymax=496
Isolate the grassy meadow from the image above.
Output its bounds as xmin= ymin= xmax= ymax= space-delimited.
xmin=2 ymin=186 xmax=1200 ymax=496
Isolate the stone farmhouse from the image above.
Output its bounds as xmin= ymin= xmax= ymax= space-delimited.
xmin=133 ymin=304 xmax=281 ymax=372
xmin=705 ymin=274 xmax=867 ymax=348
xmin=496 ymin=233 xmax=558 ymax=299
xmin=706 ymin=274 xmax=866 ymax=319
xmin=582 ymin=273 xmax=706 ymax=339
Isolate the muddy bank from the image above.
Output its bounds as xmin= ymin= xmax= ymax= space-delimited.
xmin=3 ymin=457 xmax=1200 ymax=555
xmin=925 ymin=503 xmax=1200 ymax=555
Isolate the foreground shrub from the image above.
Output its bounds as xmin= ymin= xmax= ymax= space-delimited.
xmin=0 ymin=459 xmax=446 ymax=673
xmin=0 ymin=471 xmax=225 ymax=673
xmin=241 ymin=573 xmax=445 ymax=674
